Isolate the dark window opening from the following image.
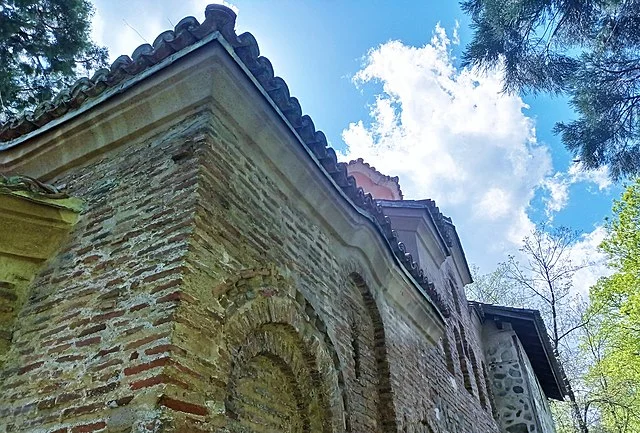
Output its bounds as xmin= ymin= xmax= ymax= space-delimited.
xmin=454 ymin=326 xmax=473 ymax=394
xmin=449 ymin=279 xmax=462 ymax=315
xmin=351 ymin=323 xmax=362 ymax=380
xmin=442 ymin=331 xmax=455 ymax=375
xmin=482 ymin=361 xmax=498 ymax=418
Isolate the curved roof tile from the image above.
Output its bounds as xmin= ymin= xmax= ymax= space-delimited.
xmin=347 ymin=158 xmax=404 ymax=199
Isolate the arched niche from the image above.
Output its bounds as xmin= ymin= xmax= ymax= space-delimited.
xmin=347 ymin=272 xmax=398 ymax=433
xmin=214 ymin=271 xmax=346 ymax=433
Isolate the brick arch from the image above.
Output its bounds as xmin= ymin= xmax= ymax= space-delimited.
xmin=225 ymin=323 xmax=328 ymax=433
xmin=216 ymin=275 xmax=346 ymax=433
xmin=348 ymin=272 xmax=398 ymax=433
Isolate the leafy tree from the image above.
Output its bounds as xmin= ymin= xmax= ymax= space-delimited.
xmin=581 ymin=315 xmax=640 ymax=433
xmin=473 ymin=218 xmax=640 ymax=432
xmin=586 ymin=178 xmax=640 ymax=432
xmin=0 ymin=0 xmax=108 ymax=115
xmin=462 ymin=0 xmax=640 ymax=180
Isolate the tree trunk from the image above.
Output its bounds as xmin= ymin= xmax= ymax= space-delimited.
xmin=568 ymin=387 xmax=589 ymax=433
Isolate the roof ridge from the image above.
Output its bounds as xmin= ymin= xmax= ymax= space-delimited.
xmin=0 ymin=4 xmax=450 ymax=317
xmin=347 ymin=158 xmax=400 ymax=182
xmin=417 ymin=199 xmax=453 ymax=247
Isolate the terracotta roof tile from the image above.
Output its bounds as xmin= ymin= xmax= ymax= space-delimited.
xmin=0 ymin=6 xmax=237 ymax=142
xmin=347 ymin=158 xmax=404 ymax=199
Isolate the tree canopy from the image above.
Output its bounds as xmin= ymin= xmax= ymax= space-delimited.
xmin=586 ymin=178 xmax=640 ymax=432
xmin=0 ymin=0 xmax=108 ymax=115
xmin=462 ymin=0 xmax=640 ymax=181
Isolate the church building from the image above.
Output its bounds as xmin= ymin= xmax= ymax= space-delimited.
xmin=0 ymin=5 xmax=567 ymax=433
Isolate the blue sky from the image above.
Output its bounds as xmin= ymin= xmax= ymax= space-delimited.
xmin=90 ymin=0 xmax=621 ymax=291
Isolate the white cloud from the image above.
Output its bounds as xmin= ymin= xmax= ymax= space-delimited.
xmin=542 ymin=173 xmax=569 ymax=216
xmin=536 ymin=162 xmax=612 ymax=215
xmin=568 ymin=162 xmax=612 ymax=191
xmin=568 ymin=226 xmax=611 ymax=296
xmin=452 ymin=20 xmax=460 ymax=46
xmin=89 ymin=5 xmax=105 ymax=48
xmin=340 ymin=26 xmax=552 ymax=270
xmin=476 ymin=187 xmax=512 ymax=219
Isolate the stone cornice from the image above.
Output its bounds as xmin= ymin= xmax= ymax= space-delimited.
xmin=0 ymin=175 xmax=83 ymax=213
xmin=0 ymin=182 xmax=81 ymax=361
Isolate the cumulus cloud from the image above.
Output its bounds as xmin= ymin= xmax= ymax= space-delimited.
xmin=452 ymin=20 xmax=460 ymax=46
xmin=568 ymin=162 xmax=612 ymax=191
xmin=340 ymin=25 xmax=552 ymax=269
xmin=568 ymin=226 xmax=611 ymax=296
xmin=537 ymin=162 xmax=612 ymax=217
xmin=542 ymin=174 xmax=569 ymax=216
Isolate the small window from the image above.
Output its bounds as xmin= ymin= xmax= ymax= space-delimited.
xmin=454 ymin=326 xmax=473 ymax=394
xmin=350 ymin=321 xmax=362 ymax=379
xmin=470 ymin=350 xmax=487 ymax=408
xmin=482 ymin=361 xmax=498 ymax=418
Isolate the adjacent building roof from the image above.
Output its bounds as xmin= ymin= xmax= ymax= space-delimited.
xmin=378 ymin=199 xmax=473 ymax=284
xmin=380 ymin=199 xmax=454 ymax=247
xmin=0 ymin=5 xmax=450 ymax=317
xmin=470 ymin=302 xmax=569 ymax=400
xmin=346 ymin=158 xmax=404 ymax=200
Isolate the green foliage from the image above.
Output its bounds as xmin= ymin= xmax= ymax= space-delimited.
xmin=552 ymin=399 xmax=583 ymax=433
xmin=586 ymin=178 xmax=640 ymax=432
xmin=462 ymin=0 xmax=640 ymax=180
xmin=0 ymin=0 xmax=108 ymax=114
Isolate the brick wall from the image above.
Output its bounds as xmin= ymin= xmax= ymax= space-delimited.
xmin=0 ymin=106 xmax=499 ymax=433
xmin=0 ymin=115 xmax=206 ymax=432
xmin=162 ymin=107 xmax=498 ymax=432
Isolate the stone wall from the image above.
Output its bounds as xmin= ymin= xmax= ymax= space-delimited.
xmin=482 ymin=321 xmax=556 ymax=433
xmin=0 ymin=103 xmax=499 ymax=433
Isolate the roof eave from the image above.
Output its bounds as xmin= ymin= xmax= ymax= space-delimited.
xmin=0 ymin=4 xmax=450 ymax=328
xmin=471 ymin=302 xmax=569 ymax=400
xmin=0 ymin=30 xmax=225 ymax=152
